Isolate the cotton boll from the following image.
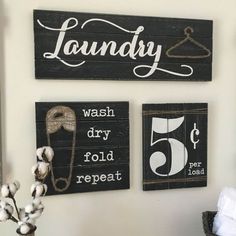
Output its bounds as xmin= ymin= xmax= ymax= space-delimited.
xmin=1 ymin=185 xmax=10 ymax=198
xmin=0 ymin=201 xmax=6 ymax=208
xmin=9 ymin=183 xmax=17 ymax=196
xmin=17 ymin=222 xmax=36 ymax=235
xmin=0 ymin=210 xmax=9 ymax=222
xmin=19 ymin=208 xmax=37 ymax=225
xmin=44 ymin=146 xmax=54 ymax=162
xmin=0 ymin=200 xmax=14 ymax=222
xmin=19 ymin=223 xmax=31 ymax=235
xmin=22 ymin=199 xmax=44 ymax=221
xmin=30 ymin=199 xmax=44 ymax=219
xmin=32 ymin=162 xmax=50 ymax=180
xmin=25 ymin=204 xmax=34 ymax=214
xmin=33 ymin=198 xmax=44 ymax=213
xmin=37 ymin=162 xmax=50 ymax=178
xmin=31 ymin=182 xmax=47 ymax=197
xmin=19 ymin=208 xmax=27 ymax=222
xmin=1 ymin=181 xmax=20 ymax=198
xmin=20 ymin=224 xmax=30 ymax=234
xmin=38 ymin=162 xmax=49 ymax=173
xmin=33 ymin=198 xmax=42 ymax=207
xmin=36 ymin=147 xmax=44 ymax=160
xmin=30 ymin=182 xmax=42 ymax=197
xmin=36 ymin=146 xmax=54 ymax=162
xmin=5 ymin=203 xmax=14 ymax=215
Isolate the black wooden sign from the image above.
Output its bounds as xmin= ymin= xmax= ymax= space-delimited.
xmin=143 ymin=103 xmax=207 ymax=190
xmin=35 ymin=102 xmax=129 ymax=195
xmin=34 ymin=10 xmax=212 ymax=81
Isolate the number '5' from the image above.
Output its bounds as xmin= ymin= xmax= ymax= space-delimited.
xmin=149 ymin=116 xmax=188 ymax=176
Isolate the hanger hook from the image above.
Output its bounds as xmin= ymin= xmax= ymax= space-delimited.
xmin=184 ymin=27 xmax=194 ymax=37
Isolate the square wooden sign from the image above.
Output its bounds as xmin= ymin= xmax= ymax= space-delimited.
xmin=36 ymin=102 xmax=129 ymax=195
xmin=143 ymin=103 xmax=207 ymax=190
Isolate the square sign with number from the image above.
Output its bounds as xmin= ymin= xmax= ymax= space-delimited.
xmin=143 ymin=103 xmax=208 ymax=191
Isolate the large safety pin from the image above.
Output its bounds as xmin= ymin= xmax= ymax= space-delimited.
xmin=46 ymin=106 xmax=76 ymax=193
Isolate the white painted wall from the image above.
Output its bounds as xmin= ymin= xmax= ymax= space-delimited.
xmin=0 ymin=0 xmax=236 ymax=235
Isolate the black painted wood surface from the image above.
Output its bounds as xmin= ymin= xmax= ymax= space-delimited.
xmin=35 ymin=102 xmax=129 ymax=195
xmin=34 ymin=10 xmax=213 ymax=81
xmin=143 ymin=103 xmax=207 ymax=190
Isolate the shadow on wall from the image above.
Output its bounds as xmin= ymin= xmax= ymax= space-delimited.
xmin=0 ymin=0 xmax=3 ymax=185
xmin=0 ymin=0 xmax=8 ymax=184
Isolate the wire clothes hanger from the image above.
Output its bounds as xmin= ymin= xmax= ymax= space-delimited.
xmin=46 ymin=106 xmax=76 ymax=193
xmin=166 ymin=26 xmax=211 ymax=59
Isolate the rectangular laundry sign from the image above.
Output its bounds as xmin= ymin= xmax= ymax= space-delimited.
xmin=34 ymin=10 xmax=213 ymax=81
xmin=35 ymin=102 xmax=129 ymax=195
xmin=143 ymin=103 xmax=208 ymax=191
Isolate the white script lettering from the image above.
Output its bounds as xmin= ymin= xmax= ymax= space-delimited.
xmin=37 ymin=18 xmax=193 ymax=78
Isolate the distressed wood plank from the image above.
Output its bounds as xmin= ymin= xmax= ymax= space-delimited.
xmin=185 ymin=103 xmax=208 ymax=187
xmin=45 ymin=164 xmax=130 ymax=195
xmin=34 ymin=10 xmax=212 ymax=37
xmin=36 ymin=120 xmax=129 ymax=147
xmin=166 ymin=104 xmax=187 ymax=189
xmin=143 ymin=104 xmax=170 ymax=190
xmin=35 ymin=60 xmax=212 ymax=81
xmin=36 ymin=102 xmax=129 ymax=121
